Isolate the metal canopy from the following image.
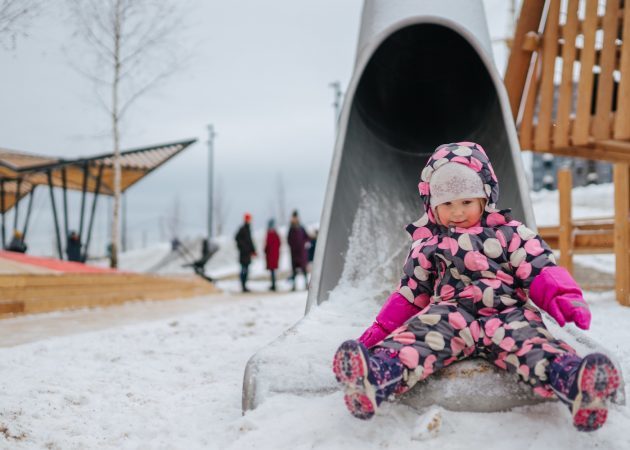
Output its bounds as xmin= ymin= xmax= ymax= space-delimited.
xmin=0 ymin=138 xmax=197 ymax=259
xmin=0 ymin=139 xmax=197 ymax=206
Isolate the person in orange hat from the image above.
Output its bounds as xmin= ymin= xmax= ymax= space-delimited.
xmin=235 ymin=212 xmax=256 ymax=292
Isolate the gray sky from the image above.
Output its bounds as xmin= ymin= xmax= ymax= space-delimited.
xmin=0 ymin=0 xmax=513 ymax=256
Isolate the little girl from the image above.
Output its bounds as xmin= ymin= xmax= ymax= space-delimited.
xmin=332 ymin=142 xmax=620 ymax=432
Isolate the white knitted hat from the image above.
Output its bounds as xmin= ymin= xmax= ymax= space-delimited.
xmin=429 ymin=162 xmax=486 ymax=208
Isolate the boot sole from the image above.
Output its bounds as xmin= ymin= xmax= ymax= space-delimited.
xmin=332 ymin=340 xmax=377 ymax=420
xmin=572 ymin=354 xmax=620 ymax=432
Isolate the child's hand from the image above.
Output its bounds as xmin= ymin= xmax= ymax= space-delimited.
xmin=358 ymin=322 xmax=391 ymax=348
xmin=547 ymin=293 xmax=591 ymax=330
xmin=529 ymin=266 xmax=591 ymax=330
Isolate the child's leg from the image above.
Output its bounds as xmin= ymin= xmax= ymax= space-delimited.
xmin=478 ymin=305 xmax=577 ymax=394
xmin=377 ymin=303 xmax=477 ymax=389
xmin=333 ymin=303 xmax=476 ymax=419
xmin=479 ymin=306 xmax=619 ymax=431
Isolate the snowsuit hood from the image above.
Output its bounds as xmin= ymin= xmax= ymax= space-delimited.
xmin=406 ymin=142 xmax=511 ymax=240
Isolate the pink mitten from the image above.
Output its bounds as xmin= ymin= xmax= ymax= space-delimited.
xmin=529 ymin=266 xmax=591 ymax=330
xmin=358 ymin=322 xmax=389 ymax=348
xmin=357 ymin=292 xmax=421 ymax=348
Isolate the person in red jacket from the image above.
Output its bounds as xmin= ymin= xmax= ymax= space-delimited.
xmin=265 ymin=219 xmax=281 ymax=291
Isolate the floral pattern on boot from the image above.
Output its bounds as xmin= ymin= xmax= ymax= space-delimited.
xmin=332 ymin=340 xmax=404 ymax=420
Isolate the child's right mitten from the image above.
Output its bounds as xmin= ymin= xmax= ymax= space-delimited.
xmin=529 ymin=266 xmax=591 ymax=330
xmin=358 ymin=292 xmax=421 ymax=348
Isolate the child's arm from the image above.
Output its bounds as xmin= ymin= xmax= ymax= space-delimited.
xmin=358 ymin=292 xmax=423 ymax=348
xmin=503 ymin=223 xmax=591 ymax=329
xmin=358 ymin=244 xmax=434 ymax=348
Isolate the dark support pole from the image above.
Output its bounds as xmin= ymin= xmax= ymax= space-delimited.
xmin=48 ymin=170 xmax=63 ymax=259
xmin=83 ymin=164 xmax=104 ymax=262
xmin=0 ymin=181 xmax=5 ymax=248
xmin=22 ymin=187 xmax=36 ymax=240
xmin=62 ymin=167 xmax=69 ymax=243
xmin=79 ymin=162 xmax=89 ymax=241
xmin=13 ymin=178 xmax=21 ymax=232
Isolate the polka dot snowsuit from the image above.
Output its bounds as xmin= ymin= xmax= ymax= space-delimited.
xmin=376 ymin=142 xmax=575 ymax=397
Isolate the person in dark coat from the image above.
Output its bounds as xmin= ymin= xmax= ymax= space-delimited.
xmin=287 ymin=210 xmax=309 ymax=291
xmin=307 ymin=228 xmax=318 ymax=265
xmin=66 ymin=231 xmax=82 ymax=262
xmin=264 ymin=219 xmax=281 ymax=291
xmin=7 ymin=229 xmax=27 ymax=253
xmin=235 ymin=213 xmax=256 ymax=292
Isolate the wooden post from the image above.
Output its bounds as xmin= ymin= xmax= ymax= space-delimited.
xmin=504 ymin=0 xmax=546 ymax=120
xmin=558 ymin=168 xmax=573 ymax=273
xmin=614 ymin=163 xmax=630 ymax=306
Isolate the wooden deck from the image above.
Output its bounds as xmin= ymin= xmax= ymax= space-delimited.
xmin=0 ymin=273 xmax=217 ymax=317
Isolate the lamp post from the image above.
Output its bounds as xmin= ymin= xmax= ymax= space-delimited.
xmin=329 ymin=81 xmax=342 ymax=131
xmin=207 ymin=124 xmax=216 ymax=240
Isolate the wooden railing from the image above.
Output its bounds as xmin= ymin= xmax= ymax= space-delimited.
xmin=505 ymin=0 xmax=630 ymax=305
xmin=507 ymin=0 xmax=630 ymax=156
xmin=537 ymin=167 xmax=630 ymax=305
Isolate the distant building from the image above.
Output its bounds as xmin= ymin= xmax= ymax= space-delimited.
xmin=531 ymin=153 xmax=612 ymax=191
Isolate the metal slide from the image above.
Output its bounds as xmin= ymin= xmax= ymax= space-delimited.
xmin=242 ymin=0 xmax=625 ymax=413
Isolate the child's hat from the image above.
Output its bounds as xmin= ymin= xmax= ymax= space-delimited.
xmin=429 ymin=162 xmax=486 ymax=208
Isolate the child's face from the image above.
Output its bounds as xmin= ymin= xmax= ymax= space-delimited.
xmin=436 ymin=198 xmax=484 ymax=228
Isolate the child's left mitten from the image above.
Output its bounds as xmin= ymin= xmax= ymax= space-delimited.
xmin=529 ymin=266 xmax=591 ymax=330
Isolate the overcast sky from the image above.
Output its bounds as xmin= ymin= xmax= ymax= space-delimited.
xmin=0 ymin=0 xmax=514 ymax=256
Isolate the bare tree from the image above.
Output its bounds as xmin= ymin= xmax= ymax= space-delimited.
xmin=66 ymin=0 xmax=188 ymax=267
xmin=0 ymin=0 xmax=40 ymax=49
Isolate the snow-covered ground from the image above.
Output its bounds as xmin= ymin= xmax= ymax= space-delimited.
xmin=1 ymin=182 xmax=629 ymax=449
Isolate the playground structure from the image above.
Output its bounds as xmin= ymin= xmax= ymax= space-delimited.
xmin=0 ymin=139 xmax=196 ymax=262
xmin=242 ymin=0 xmax=624 ymax=414
xmin=0 ymin=251 xmax=216 ymax=317
xmin=505 ymin=0 xmax=630 ymax=306
xmin=0 ymin=138 xmax=219 ymax=317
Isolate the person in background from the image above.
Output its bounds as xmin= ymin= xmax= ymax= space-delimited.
xmin=7 ymin=229 xmax=27 ymax=253
xmin=287 ymin=210 xmax=309 ymax=291
xmin=66 ymin=231 xmax=83 ymax=262
xmin=235 ymin=213 xmax=256 ymax=292
xmin=307 ymin=228 xmax=318 ymax=267
xmin=264 ymin=219 xmax=281 ymax=291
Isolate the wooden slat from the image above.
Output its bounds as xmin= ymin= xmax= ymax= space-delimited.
xmin=554 ymin=0 xmax=580 ymax=148
xmin=572 ymin=0 xmax=599 ymax=146
xmin=558 ymin=168 xmax=573 ymax=273
xmin=614 ymin=4 xmax=630 ymax=138
xmin=614 ymin=163 xmax=630 ymax=305
xmin=593 ymin=0 xmax=621 ymax=140
xmin=534 ymin=0 xmax=561 ymax=151
xmin=505 ymin=0 xmax=547 ymax=119
xmin=519 ymin=52 xmax=542 ymax=149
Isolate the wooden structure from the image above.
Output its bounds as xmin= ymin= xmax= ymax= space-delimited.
xmin=0 ymin=273 xmax=216 ymax=317
xmin=505 ymin=0 xmax=630 ymax=306
xmin=0 ymin=138 xmax=196 ymax=260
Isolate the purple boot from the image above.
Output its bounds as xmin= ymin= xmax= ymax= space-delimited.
xmin=549 ymin=352 xmax=620 ymax=432
xmin=332 ymin=340 xmax=404 ymax=420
